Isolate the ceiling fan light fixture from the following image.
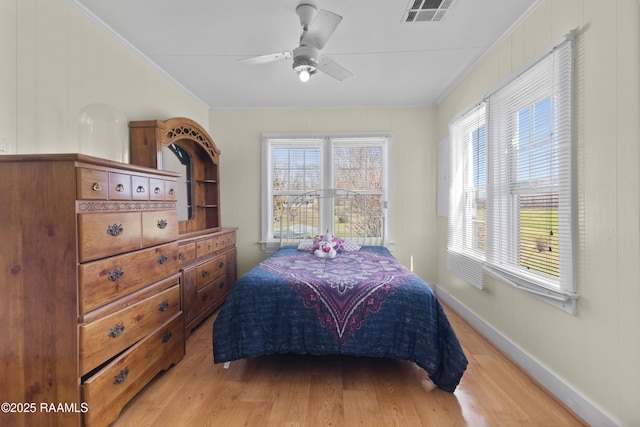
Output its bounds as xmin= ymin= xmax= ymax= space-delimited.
xmin=293 ymin=60 xmax=317 ymax=82
xmin=299 ymin=68 xmax=311 ymax=82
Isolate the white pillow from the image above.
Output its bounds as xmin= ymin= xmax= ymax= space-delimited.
xmin=297 ymin=239 xmax=316 ymax=251
xmin=341 ymin=240 xmax=361 ymax=252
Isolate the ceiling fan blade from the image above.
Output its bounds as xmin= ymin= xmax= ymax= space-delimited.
xmin=300 ymin=10 xmax=342 ymax=50
xmin=316 ymin=55 xmax=353 ymax=81
xmin=239 ymin=51 xmax=292 ymax=65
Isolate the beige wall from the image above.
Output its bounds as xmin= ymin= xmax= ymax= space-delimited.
xmin=209 ymin=107 xmax=438 ymax=280
xmin=1 ymin=0 xmax=208 ymax=158
xmin=436 ymin=1 xmax=639 ymax=425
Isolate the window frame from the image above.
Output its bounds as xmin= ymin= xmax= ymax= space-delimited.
xmin=261 ymin=133 xmax=393 ymax=251
xmin=448 ymin=103 xmax=487 ymax=290
xmin=448 ymin=32 xmax=578 ymax=314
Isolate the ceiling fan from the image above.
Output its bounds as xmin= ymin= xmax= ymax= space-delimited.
xmin=239 ymin=4 xmax=353 ymax=82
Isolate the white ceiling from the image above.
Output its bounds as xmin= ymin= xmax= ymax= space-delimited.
xmin=71 ymin=0 xmax=538 ymax=109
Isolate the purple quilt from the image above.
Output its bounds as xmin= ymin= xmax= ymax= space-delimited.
xmin=260 ymin=249 xmax=412 ymax=345
xmin=213 ymin=246 xmax=468 ymax=392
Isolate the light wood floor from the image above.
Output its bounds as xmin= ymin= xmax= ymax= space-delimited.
xmin=111 ymin=305 xmax=587 ymax=427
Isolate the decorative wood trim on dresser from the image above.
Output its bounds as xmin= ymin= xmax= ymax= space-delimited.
xmin=0 ymin=154 xmax=185 ymax=427
xmin=129 ymin=117 xmax=222 ymax=234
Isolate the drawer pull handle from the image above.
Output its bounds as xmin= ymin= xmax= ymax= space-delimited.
xmin=157 ymin=219 xmax=168 ymax=229
xmin=107 ymin=224 xmax=123 ymax=237
xmin=202 ymin=293 xmax=209 ymax=301
xmin=219 ymin=281 xmax=225 ymax=289
xmin=109 ymin=322 xmax=125 ymax=338
xmin=201 ymin=270 xmax=208 ymax=278
xmin=92 ymin=183 xmax=102 ymax=191
xmin=178 ymin=253 xmax=184 ymax=260
xmin=219 ymin=261 xmax=224 ymax=269
xmin=154 ymin=187 xmax=162 ymax=194
xmin=158 ymin=300 xmax=169 ymax=312
xmin=157 ymin=254 xmax=168 ymax=265
xmin=115 ymin=184 xmax=125 ymax=192
xmin=113 ymin=367 xmax=129 ymax=385
xmin=108 ymin=268 xmax=124 ymax=282
xmin=136 ymin=185 xmax=145 ymax=193
xmin=162 ymin=331 xmax=173 ymax=343
xmin=168 ymin=188 xmax=176 ymax=195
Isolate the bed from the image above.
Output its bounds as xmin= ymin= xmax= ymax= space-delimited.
xmin=212 ymin=189 xmax=468 ymax=392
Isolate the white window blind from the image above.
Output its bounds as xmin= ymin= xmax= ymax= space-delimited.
xmin=448 ymin=33 xmax=578 ymax=312
xmin=447 ymin=103 xmax=487 ymax=289
xmin=486 ymin=35 xmax=576 ymax=309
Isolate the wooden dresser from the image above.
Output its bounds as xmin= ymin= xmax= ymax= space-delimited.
xmin=129 ymin=117 xmax=238 ymax=336
xmin=0 ymin=154 xmax=185 ymax=427
xmin=178 ymin=228 xmax=237 ymax=336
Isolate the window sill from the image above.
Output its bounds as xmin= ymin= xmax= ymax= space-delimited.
xmin=483 ymin=264 xmax=579 ymax=314
xmin=260 ymin=240 xmax=396 ymax=252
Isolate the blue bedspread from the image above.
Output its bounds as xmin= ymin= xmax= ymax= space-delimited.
xmin=213 ymin=246 xmax=468 ymax=392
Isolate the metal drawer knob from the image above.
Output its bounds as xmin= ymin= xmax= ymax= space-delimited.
xmin=113 ymin=367 xmax=129 ymax=385
xmin=108 ymin=268 xmax=124 ymax=282
xmin=108 ymin=322 xmax=125 ymax=338
xmin=107 ymin=224 xmax=123 ymax=237
xmin=92 ymin=183 xmax=102 ymax=191
xmin=157 ymin=219 xmax=168 ymax=229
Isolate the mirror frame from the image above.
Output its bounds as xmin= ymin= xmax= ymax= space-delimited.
xmin=129 ymin=117 xmax=221 ymax=235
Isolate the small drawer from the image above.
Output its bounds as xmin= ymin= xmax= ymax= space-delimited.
xmin=109 ymin=172 xmax=132 ymax=200
xmin=178 ymin=242 xmax=196 ymax=264
xmin=142 ymin=210 xmax=178 ymax=248
xmin=78 ymin=242 xmax=179 ymax=314
xmin=131 ymin=175 xmax=150 ymax=201
xmin=219 ymin=231 xmax=236 ymax=249
xmin=165 ymin=179 xmax=178 ymax=201
xmin=149 ymin=178 xmax=165 ymax=201
xmin=197 ymin=275 xmax=227 ymax=314
xmin=196 ymin=254 xmax=227 ymax=290
xmin=82 ymin=313 xmax=184 ymax=427
xmin=78 ymin=212 xmax=142 ymax=262
xmin=77 ymin=167 xmax=109 ymax=200
xmin=79 ymin=284 xmax=181 ymax=376
xmin=196 ymin=238 xmax=214 ymax=257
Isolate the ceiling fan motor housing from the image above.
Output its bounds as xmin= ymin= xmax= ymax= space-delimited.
xmin=292 ymin=45 xmax=320 ymax=73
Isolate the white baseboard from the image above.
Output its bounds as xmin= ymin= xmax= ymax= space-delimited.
xmin=435 ymin=285 xmax=619 ymax=427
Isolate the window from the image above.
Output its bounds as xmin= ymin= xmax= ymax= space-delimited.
xmin=448 ymin=103 xmax=487 ymax=289
xmin=448 ymin=33 xmax=577 ymax=313
xmin=262 ymin=134 xmax=390 ymax=249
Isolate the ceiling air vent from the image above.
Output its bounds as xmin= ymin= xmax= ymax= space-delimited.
xmin=404 ymin=0 xmax=456 ymax=23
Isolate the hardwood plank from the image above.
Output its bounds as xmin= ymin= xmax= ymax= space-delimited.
xmin=112 ymin=305 xmax=587 ymax=427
